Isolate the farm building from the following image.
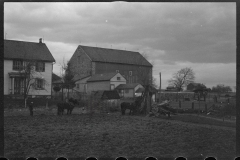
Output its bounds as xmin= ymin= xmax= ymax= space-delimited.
xmin=89 ymin=90 xmax=121 ymax=111
xmin=68 ymin=45 xmax=153 ymax=85
xmin=73 ymin=75 xmax=91 ymax=93
xmin=85 ymin=72 xmax=126 ymax=94
xmin=115 ymin=83 xmax=144 ymax=98
xmin=4 ymin=39 xmax=55 ymax=98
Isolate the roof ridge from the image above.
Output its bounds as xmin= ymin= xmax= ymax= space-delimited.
xmin=78 ymin=45 xmax=140 ymax=53
xmin=5 ymin=39 xmax=45 ymax=44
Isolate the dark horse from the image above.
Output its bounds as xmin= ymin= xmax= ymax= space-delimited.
xmin=121 ymin=102 xmax=137 ymax=115
xmin=57 ymin=98 xmax=79 ymax=115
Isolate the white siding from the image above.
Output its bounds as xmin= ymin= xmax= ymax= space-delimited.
xmin=110 ymin=73 xmax=126 ymax=89
xmin=123 ymin=89 xmax=134 ymax=98
xmin=4 ymin=60 xmax=53 ymax=96
xmin=74 ymin=76 xmax=91 ymax=93
xmin=4 ymin=60 xmax=13 ymax=95
xmin=29 ymin=62 xmax=52 ymax=96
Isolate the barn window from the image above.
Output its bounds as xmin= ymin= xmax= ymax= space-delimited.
xmin=117 ymin=77 xmax=121 ymax=80
xmin=129 ymin=71 xmax=132 ymax=76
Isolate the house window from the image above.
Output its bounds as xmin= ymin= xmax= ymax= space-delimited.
xmin=35 ymin=78 xmax=45 ymax=90
xmin=76 ymin=84 xmax=79 ymax=89
xmin=13 ymin=60 xmax=23 ymax=70
xmin=116 ymin=70 xmax=119 ymax=73
xmin=36 ymin=62 xmax=45 ymax=72
xmin=129 ymin=71 xmax=132 ymax=76
xmin=117 ymin=77 xmax=121 ymax=80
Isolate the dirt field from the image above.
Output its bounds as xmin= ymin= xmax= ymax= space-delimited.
xmin=4 ymin=107 xmax=236 ymax=159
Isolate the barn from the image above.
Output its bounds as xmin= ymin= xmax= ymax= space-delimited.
xmin=68 ymin=45 xmax=153 ymax=85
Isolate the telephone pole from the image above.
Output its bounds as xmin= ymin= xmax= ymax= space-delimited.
xmin=159 ymin=72 xmax=161 ymax=102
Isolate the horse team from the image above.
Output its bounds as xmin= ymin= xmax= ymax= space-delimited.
xmin=57 ymin=98 xmax=138 ymax=116
xmin=57 ymin=98 xmax=79 ymax=115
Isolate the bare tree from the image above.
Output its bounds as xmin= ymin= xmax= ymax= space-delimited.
xmin=59 ymin=59 xmax=76 ymax=100
xmin=168 ymin=67 xmax=195 ymax=91
xmin=18 ymin=60 xmax=48 ymax=108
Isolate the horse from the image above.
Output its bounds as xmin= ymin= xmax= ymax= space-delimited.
xmin=121 ymin=102 xmax=137 ymax=115
xmin=57 ymin=98 xmax=79 ymax=115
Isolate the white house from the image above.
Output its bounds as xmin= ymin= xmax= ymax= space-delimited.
xmin=4 ymin=39 xmax=55 ymax=98
xmin=115 ymin=83 xmax=144 ymax=98
xmin=85 ymin=72 xmax=126 ymax=94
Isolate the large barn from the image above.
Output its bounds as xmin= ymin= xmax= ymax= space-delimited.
xmin=68 ymin=45 xmax=153 ymax=85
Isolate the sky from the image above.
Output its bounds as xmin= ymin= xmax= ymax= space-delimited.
xmin=4 ymin=2 xmax=236 ymax=90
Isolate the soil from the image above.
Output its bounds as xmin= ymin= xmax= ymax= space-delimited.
xmin=4 ymin=107 xmax=236 ymax=159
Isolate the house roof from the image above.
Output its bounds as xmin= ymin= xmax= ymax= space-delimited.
xmin=52 ymin=73 xmax=62 ymax=82
xmin=115 ymin=83 xmax=140 ymax=89
xmin=102 ymin=90 xmax=120 ymax=99
xmin=87 ymin=72 xmax=118 ymax=82
xmin=135 ymin=87 xmax=145 ymax=93
xmin=4 ymin=39 xmax=55 ymax=62
xmin=72 ymin=74 xmax=91 ymax=82
xmin=79 ymin=45 xmax=152 ymax=67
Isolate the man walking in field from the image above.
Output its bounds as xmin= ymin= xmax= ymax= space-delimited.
xmin=28 ymin=101 xmax=33 ymax=116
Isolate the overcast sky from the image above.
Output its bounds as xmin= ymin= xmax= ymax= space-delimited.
xmin=4 ymin=2 xmax=236 ymax=90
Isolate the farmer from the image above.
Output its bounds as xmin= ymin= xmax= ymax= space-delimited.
xmin=29 ymin=101 xmax=34 ymax=116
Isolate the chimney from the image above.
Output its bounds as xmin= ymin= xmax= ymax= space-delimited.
xmin=39 ymin=38 xmax=42 ymax=43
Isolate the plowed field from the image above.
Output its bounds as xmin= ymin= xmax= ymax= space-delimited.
xmin=4 ymin=108 xmax=236 ymax=159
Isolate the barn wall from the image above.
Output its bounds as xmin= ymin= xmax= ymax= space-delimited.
xmin=95 ymin=62 xmax=152 ymax=84
xmin=69 ymin=46 xmax=92 ymax=79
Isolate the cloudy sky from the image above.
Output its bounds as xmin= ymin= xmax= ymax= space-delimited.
xmin=4 ymin=2 xmax=236 ymax=90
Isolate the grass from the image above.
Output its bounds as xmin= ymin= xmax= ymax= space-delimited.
xmin=4 ymin=106 xmax=236 ymax=159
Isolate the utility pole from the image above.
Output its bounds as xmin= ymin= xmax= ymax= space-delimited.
xmin=159 ymin=72 xmax=161 ymax=102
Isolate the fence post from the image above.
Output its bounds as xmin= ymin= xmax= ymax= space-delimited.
xmin=205 ymin=103 xmax=207 ymax=113
xmin=192 ymin=102 xmax=194 ymax=109
xmin=179 ymin=100 xmax=181 ymax=108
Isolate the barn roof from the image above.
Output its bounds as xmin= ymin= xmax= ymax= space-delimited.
xmin=78 ymin=45 xmax=152 ymax=67
xmin=4 ymin=39 xmax=55 ymax=62
xmin=87 ymin=72 xmax=118 ymax=82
